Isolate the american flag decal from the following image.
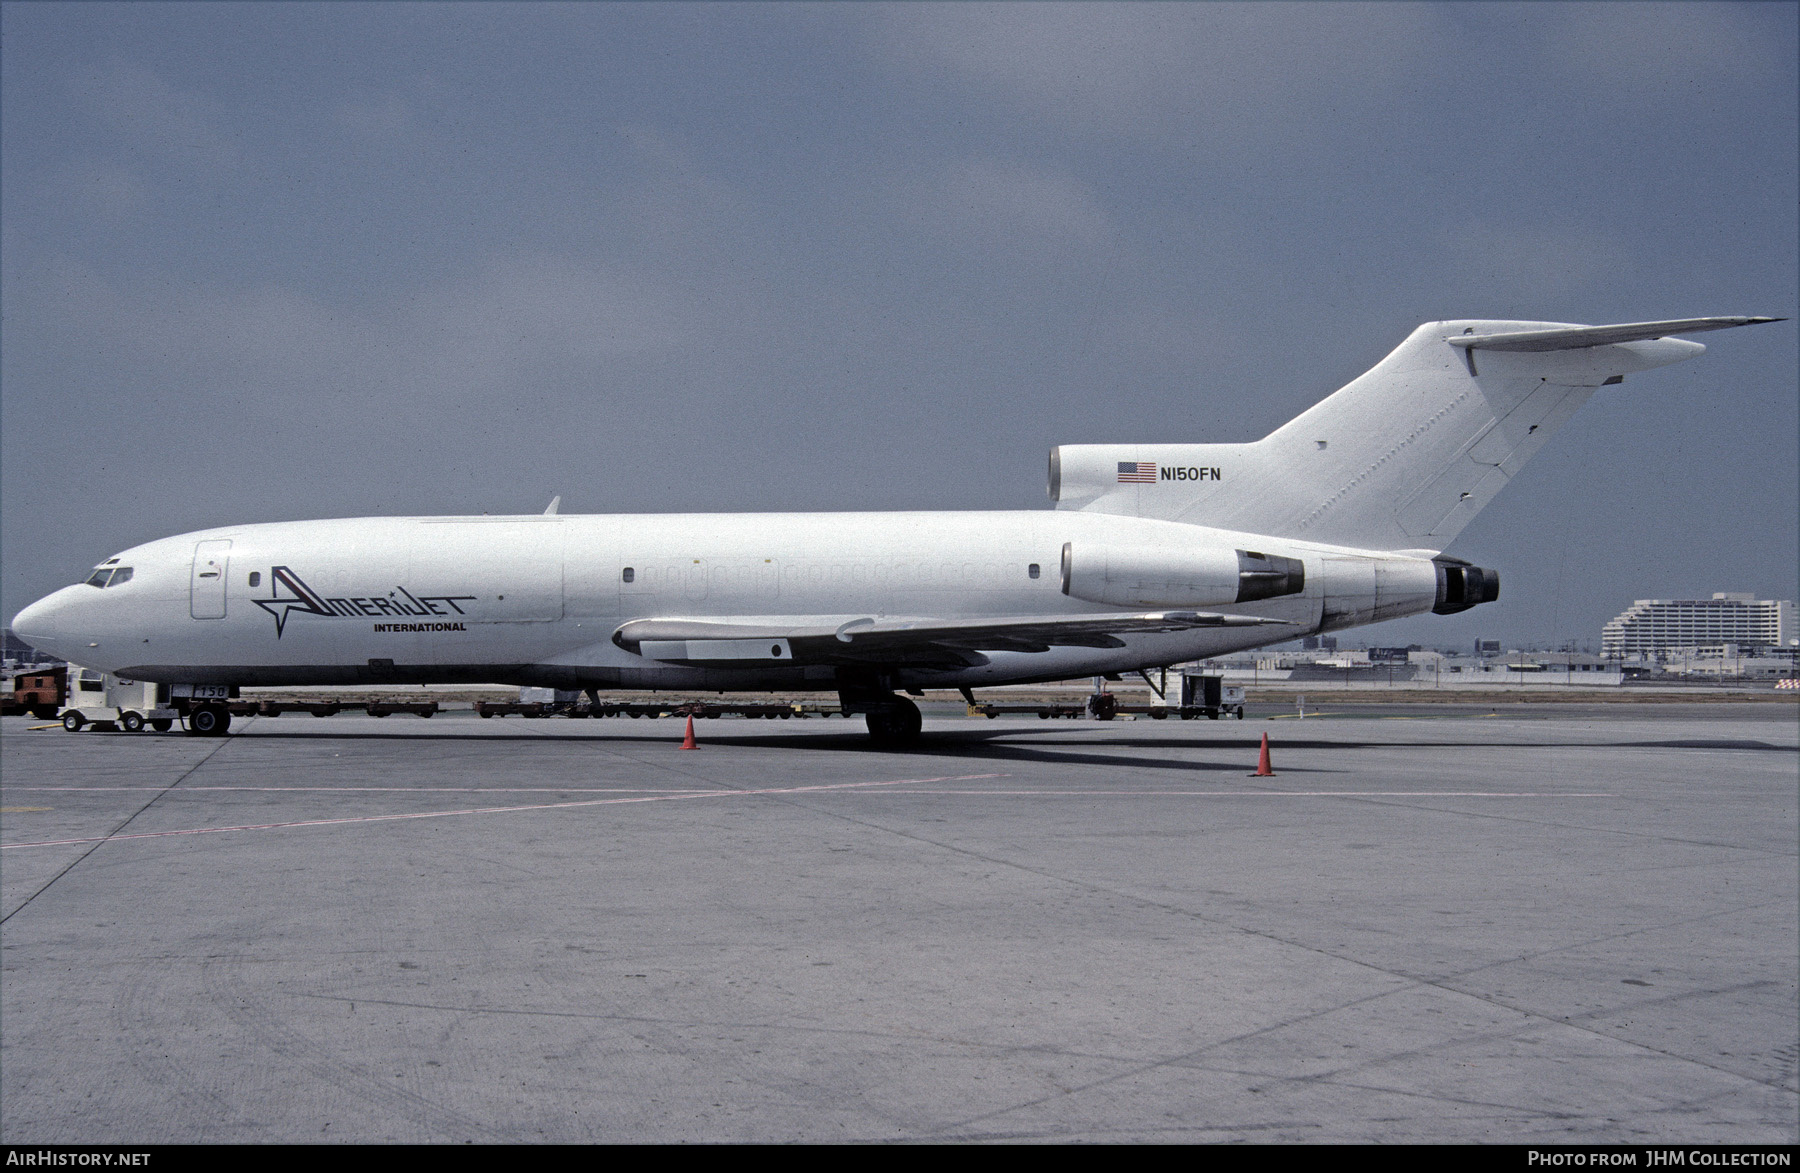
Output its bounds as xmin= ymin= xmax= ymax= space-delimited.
xmin=1117 ymin=461 xmax=1157 ymax=483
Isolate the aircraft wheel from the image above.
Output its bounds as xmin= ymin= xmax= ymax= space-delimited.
xmin=150 ymin=719 xmax=173 ymax=732
xmin=61 ymin=712 xmax=84 ymax=732
xmin=189 ymin=704 xmax=230 ymax=736
xmin=121 ymin=711 xmax=145 ymax=733
xmin=865 ymin=696 xmax=922 ymax=743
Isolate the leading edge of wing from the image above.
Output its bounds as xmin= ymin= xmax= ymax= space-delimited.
xmin=1446 ymin=316 xmax=1783 ymax=353
xmin=614 ymin=611 xmax=1290 ymax=666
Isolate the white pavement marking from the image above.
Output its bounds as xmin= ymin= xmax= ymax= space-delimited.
xmin=0 ymin=773 xmax=1007 ymax=850
xmin=1 ymin=781 xmax=1621 ymax=851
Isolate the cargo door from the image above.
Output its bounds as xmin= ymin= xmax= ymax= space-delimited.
xmin=190 ymin=540 xmax=231 ymax=619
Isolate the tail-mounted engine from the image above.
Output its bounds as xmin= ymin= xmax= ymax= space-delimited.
xmin=1061 ymin=542 xmax=1305 ymax=608
xmin=1432 ymin=556 xmax=1500 ymax=614
xmin=1234 ymin=550 xmax=1305 ymax=602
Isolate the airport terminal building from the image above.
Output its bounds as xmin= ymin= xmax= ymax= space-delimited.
xmin=1601 ymin=593 xmax=1797 ymax=657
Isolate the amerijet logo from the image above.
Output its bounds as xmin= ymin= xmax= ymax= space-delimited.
xmin=253 ymin=566 xmax=478 ymax=638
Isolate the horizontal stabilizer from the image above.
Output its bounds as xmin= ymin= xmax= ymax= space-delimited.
xmin=1447 ymin=317 xmax=1782 ymax=353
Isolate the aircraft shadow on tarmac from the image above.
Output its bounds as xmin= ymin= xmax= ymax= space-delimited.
xmin=200 ymin=722 xmax=1792 ymax=776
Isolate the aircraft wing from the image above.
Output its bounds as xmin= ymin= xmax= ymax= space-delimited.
xmin=1446 ymin=316 xmax=1781 ymax=352
xmin=614 ymin=611 xmax=1289 ymax=668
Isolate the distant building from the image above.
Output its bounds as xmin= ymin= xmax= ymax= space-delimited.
xmin=2 ymin=627 xmax=56 ymax=667
xmin=1474 ymin=639 xmax=1501 ymax=656
xmin=1601 ymin=594 xmax=1796 ymax=657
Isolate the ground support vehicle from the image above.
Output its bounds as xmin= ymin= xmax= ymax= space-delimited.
xmin=970 ymin=673 xmax=1245 ymax=720
xmin=58 ymin=668 xmax=179 ymax=732
xmin=1176 ymin=673 xmax=1247 ymax=719
xmin=970 ymin=702 xmax=1091 ymax=720
xmin=3 ymin=665 xmax=66 ymax=719
xmin=476 ymin=700 xmax=808 ymax=719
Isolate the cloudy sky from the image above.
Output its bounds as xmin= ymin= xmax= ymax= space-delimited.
xmin=3 ymin=1 xmax=1795 ymax=651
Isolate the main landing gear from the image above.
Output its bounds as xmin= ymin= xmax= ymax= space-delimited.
xmin=838 ymin=687 xmax=923 ymax=744
xmin=863 ymin=696 xmax=923 ymax=744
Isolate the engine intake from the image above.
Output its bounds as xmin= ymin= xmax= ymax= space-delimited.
xmin=1432 ymin=557 xmax=1500 ymax=614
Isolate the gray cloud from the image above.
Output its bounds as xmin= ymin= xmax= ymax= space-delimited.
xmin=869 ymin=3 xmax=1447 ymax=146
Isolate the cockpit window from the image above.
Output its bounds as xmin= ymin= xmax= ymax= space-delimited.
xmin=83 ymin=566 xmax=134 ymax=588
xmin=85 ymin=569 xmax=112 ymax=588
xmin=109 ymin=567 xmax=133 ymax=586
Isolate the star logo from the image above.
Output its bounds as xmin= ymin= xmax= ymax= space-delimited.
xmin=252 ymin=566 xmax=337 ymax=638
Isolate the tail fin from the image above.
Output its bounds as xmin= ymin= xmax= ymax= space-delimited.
xmin=1050 ymin=317 xmax=1778 ymax=551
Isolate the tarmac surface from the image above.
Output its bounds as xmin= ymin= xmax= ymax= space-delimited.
xmin=2 ymin=703 xmax=1795 ymax=1143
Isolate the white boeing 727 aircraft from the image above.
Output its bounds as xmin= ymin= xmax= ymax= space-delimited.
xmin=12 ymin=316 xmax=1779 ymax=740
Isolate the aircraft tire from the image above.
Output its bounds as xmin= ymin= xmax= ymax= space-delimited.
xmin=61 ymin=712 xmax=84 ymax=732
xmin=189 ymin=704 xmax=230 ymax=736
xmin=865 ymin=696 xmax=922 ymax=743
xmin=121 ymin=711 xmax=145 ymax=732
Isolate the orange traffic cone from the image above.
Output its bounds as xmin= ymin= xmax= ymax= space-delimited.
xmin=679 ymin=714 xmax=698 ymax=750
xmin=1249 ymin=731 xmax=1274 ymax=776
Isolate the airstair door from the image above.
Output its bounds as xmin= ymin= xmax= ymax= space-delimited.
xmin=191 ymin=540 xmax=232 ymax=619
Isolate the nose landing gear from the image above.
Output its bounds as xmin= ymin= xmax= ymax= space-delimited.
xmin=185 ymin=703 xmax=232 ymax=737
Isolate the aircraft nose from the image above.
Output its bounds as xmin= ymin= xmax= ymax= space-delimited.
xmin=12 ymin=590 xmax=71 ymax=658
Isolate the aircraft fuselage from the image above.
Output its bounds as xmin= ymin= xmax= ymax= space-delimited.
xmin=14 ymin=510 xmax=1438 ymax=691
